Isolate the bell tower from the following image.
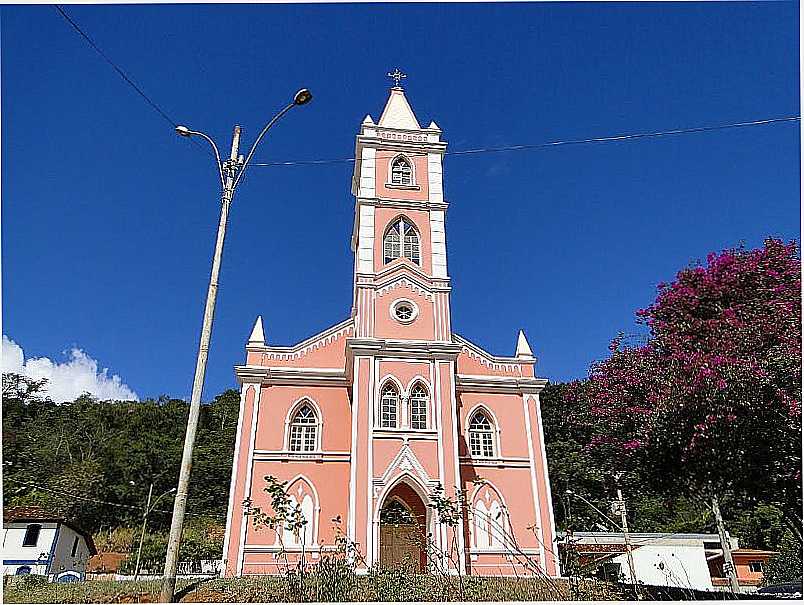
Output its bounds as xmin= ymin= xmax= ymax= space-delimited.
xmin=350 ymin=73 xmax=451 ymax=341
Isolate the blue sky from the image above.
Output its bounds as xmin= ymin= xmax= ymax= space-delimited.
xmin=2 ymin=2 xmax=799 ymax=402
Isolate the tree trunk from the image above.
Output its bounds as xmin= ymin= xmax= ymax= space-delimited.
xmin=781 ymin=506 xmax=803 ymax=546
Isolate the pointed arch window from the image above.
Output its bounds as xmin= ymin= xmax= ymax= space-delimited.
xmin=280 ymin=478 xmax=317 ymax=548
xmin=409 ymin=384 xmax=428 ymax=430
xmin=383 ymin=218 xmax=420 ymax=265
xmin=472 ymin=487 xmax=507 ymax=549
xmin=380 ymin=384 xmax=399 ymax=428
xmin=391 ymin=156 xmax=413 ymax=185
xmin=289 ymin=404 xmax=318 ymax=452
xmin=468 ymin=411 xmax=495 ymax=458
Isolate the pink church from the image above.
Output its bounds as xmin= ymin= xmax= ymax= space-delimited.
xmin=222 ymin=82 xmax=559 ymax=578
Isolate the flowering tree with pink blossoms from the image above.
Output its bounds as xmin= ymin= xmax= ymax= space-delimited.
xmin=567 ymin=238 xmax=802 ymax=542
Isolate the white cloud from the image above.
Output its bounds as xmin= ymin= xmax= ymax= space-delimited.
xmin=2 ymin=335 xmax=138 ymax=402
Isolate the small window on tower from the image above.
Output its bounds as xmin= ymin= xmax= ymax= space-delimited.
xmin=383 ymin=218 xmax=420 ymax=265
xmin=391 ymin=156 xmax=413 ymax=185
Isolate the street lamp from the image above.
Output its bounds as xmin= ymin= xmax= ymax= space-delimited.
xmin=160 ymin=88 xmax=312 ymax=603
xmin=134 ymin=484 xmax=175 ymax=581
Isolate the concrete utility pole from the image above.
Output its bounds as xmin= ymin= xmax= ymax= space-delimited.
xmin=134 ymin=483 xmax=153 ymax=581
xmin=711 ymin=495 xmax=740 ymax=594
xmin=160 ymin=89 xmax=312 ymax=603
xmin=614 ymin=489 xmax=640 ymax=600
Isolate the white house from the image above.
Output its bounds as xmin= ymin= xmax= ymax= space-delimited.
xmin=560 ymin=532 xmax=775 ymax=593
xmin=2 ymin=506 xmax=96 ymax=582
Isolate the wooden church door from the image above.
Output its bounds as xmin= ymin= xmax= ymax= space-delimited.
xmin=379 ymin=498 xmax=424 ymax=571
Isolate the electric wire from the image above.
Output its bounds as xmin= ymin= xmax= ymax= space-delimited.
xmin=53 ymin=5 xmax=211 ymax=158
xmin=49 ymin=4 xmax=799 ymax=175
xmin=252 ymin=115 xmax=800 ymax=167
xmin=5 ymin=477 xmax=225 ymax=519
xmin=54 ymin=5 xmax=178 ymax=129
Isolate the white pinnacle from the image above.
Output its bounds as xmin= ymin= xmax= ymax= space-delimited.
xmin=516 ymin=330 xmax=534 ymax=359
xmin=248 ymin=315 xmax=265 ymax=346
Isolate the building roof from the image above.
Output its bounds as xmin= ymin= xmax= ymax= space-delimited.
xmin=563 ymin=531 xmax=724 ymax=542
xmin=3 ymin=506 xmax=97 ymax=554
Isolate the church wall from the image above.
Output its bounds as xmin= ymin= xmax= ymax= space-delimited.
xmin=246 ymin=322 xmax=352 ymax=368
xmin=525 ymin=394 xmax=559 ymax=576
xmin=408 ymin=439 xmax=440 ymax=478
xmin=456 ymin=349 xmax=525 ymax=377
xmin=457 ymin=392 xmax=531 ymax=458
xmin=374 ymin=286 xmax=436 ymax=340
xmin=435 ymin=360 xmax=466 ymax=572
xmin=253 ymin=385 xmax=351 ymax=452
xmin=374 ymin=150 xmax=429 ymax=201
xmin=377 ymin=360 xmax=431 ymax=391
xmin=244 ymin=460 xmax=351 ymax=548
xmin=223 ymin=384 xmax=257 ymax=576
xmin=373 ymin=207 xmax=432 ymax=274
xmin=371 ymin=437 xmax=440 ymax=481
xmin=350 ymin=356 xmax=373 ymax=567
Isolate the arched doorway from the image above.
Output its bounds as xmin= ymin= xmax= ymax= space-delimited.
xmin=379 ymin=482 xmax=427 ymax=571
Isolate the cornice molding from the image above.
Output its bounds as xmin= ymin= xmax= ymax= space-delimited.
xmin=355 ymin=196 xmax=450 ymax=212
xmin=252 ymin=450 xmax=351 ymax=463
xmin=459 ymin=455 xmax=533 ymax=469
xmin=355 ymin=134 xmax=447 ymax=155
xmin=346 ymin=337 xmax=462 ymax=360
xmin=456 ymin=374 xmax=548 ymax=394
xmin=234 ymin=365 xmax=348 ymax=387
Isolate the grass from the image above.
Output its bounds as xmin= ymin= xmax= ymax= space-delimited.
xmin=3 ymin=574 xmax=622 ymax=603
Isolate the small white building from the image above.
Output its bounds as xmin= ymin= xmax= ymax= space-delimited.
xmin=560 ymin=532 xmax=774 ymax=593
xmin=2 ymin=506 xmax=96 ymax=582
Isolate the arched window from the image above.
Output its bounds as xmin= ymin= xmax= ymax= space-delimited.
xmin=391 ymin=156 xmax=413 ymax=185
xmin=383 ymin=218 xmax=420 ymax=265
xmin=468 ymin=411 xmax=495 ymax=458
xmin=409 ymin=384 xmax=428 ymax=430
xmin=281 ymin=478 xmax=317 ymax=548
xmin=473 ymin=486 xmax=507 ymax=549
xmin=380 ymin=384 xmax=399 ymax=428
xmin=288 ymin=404 xmax=318 ymax=452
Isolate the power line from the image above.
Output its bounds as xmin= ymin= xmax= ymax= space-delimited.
xmin=54 ymin=5 xmax=178 ymax=129
xmin=252 ymin=115 xmax=800 ymax=167
xmin=5 ymin=477 xmax=224 ymax=519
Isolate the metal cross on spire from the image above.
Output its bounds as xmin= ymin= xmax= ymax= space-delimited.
xmin=387 ymin=68 xmax=407 ymax=88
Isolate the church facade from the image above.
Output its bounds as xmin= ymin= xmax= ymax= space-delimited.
xmin=222 ymin=82 xmax=558 ymax=577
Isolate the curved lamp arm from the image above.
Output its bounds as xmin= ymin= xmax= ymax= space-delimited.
xmin=176 ymin=127 xmax=225 ymax=189
xmin=149 ymin=488 xmax=176 ymax=513
xmin=233 ymin=101 xmax=295 ymax=190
